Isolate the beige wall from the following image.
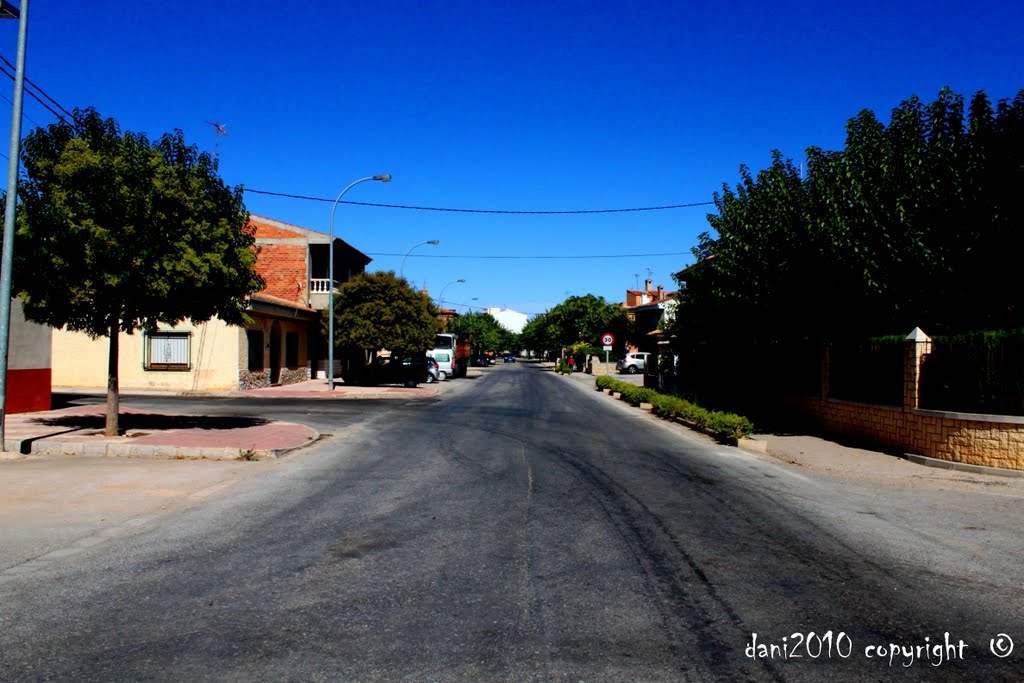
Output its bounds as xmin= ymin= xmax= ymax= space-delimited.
xmin=53 ymin=319 xmax=241 ymax=392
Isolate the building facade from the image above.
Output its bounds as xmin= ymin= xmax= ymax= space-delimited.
xmin=51 ymin=215 xmax=371 ymax=392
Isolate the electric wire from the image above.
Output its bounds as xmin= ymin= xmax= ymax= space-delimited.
xmin=367 ymin=251 xmax=688 ymax=260
xmin=0 ymin=55 xmax=75 ymax=121
xmin=0 ymin=90 xmax=40 ymax=129
xmin=245 ymin=187 xmax=713 ymax=214
xmin=0 ymin=64 xmax=69 ymax=124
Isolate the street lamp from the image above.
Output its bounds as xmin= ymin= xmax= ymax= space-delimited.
xmin=0 ymin=0 xmax=28 ymax=451
xmin=437 ymin=279 xmax=466 ymax=308
xmin=327 ymin=173 xmax=391 ymax=391
xmin=399 ymin=239 xmax=439 ymax=279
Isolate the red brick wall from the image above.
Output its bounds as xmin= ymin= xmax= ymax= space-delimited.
xmin=250 ymin=218 xmax=303 ymax=240
xmin=256 ymin=244 xmax=307 ymax=304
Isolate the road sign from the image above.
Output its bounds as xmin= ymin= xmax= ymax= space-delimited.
xmin=601 ymin=333 xmax=614 ymax=346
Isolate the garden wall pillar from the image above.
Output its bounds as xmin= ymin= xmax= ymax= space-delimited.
xmin=903 ymin=327 xmax=932 ymax=412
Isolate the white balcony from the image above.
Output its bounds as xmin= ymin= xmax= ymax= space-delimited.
xmin=308 ymin=279 xmax=338 ymax=310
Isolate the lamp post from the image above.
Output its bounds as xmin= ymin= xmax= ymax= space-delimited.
xmin=399 ymin=239 xmax=439 ymax=279
xmin=0 ymin=0 xmax=28 ymax=451
xmin=327 ymin=173 xmax=391 ymax=391
xmin=437 ymin=279 xmax=466 ymax=308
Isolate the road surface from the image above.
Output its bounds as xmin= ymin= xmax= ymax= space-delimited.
xmin=2 ymin=364 xmax=1022 ymax=680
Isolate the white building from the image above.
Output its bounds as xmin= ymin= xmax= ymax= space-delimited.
xmin=485 ymin=307 xmax=529 ymax=334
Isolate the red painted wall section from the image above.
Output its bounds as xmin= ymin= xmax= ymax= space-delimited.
xmin=6 ymin=367 xmax=51 ymax=413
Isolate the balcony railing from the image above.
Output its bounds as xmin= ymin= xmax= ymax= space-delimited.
xmin=309 ymin=279 xmax=338 ymax=294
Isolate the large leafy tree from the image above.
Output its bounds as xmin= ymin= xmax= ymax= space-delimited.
xmin=520 ymin=294 xmax=629 ymax=357
xmin=450 ymin=311 xmax=517 ymax=355
xmin=328 ymin=271 xmax=440 ymax=357
xmin=13 ymin=109 xmax=263 ymax=435
xmin=675 ymin=87 xmax=1024 ymax=346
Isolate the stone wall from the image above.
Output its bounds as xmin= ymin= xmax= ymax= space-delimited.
xmin=785 ymin=328 xmax=1024 ymax=471
xmin=239 ymin=369 xmax=270 ymax=390
xmin=279 ymin=367 xmax=309 ymax=386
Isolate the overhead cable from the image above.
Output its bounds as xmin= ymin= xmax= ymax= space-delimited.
xmin=245 ymin=188 xmax=713 ymax=214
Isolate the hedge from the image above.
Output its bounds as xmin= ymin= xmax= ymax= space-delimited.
xmin=594 ymin=376 xmax=754 ymax=442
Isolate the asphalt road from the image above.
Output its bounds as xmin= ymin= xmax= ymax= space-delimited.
xmin=3 ymin=364 xmax=1022 ymax=681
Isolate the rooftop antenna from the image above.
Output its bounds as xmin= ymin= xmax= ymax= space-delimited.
xmin=633 ymin=272 xmax=640 ymax=290
xmin=645 ymin=267 xmax=654 ymax=286
xmin=205 ymin=121 xmax=228 ymax=159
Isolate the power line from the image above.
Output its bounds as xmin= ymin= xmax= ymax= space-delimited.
xmin=0 ymin=55 xmax=74 ymax=120
xmin=244 ymin=187 xmax=713 ymax=214
xmin=0 ymin=90 xmax=40 ymax=129
xmin=367 ymin=251 xmax=688 ymax=260
xmin=0 ymin=64 xmax=69 ymax=124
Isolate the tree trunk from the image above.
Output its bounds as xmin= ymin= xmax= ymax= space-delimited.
xmin=105 ymin=321 xmax=120 ymax=436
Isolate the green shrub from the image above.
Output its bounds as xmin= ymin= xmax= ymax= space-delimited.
xmin=593 ymin=376 xmax=754 ymax=442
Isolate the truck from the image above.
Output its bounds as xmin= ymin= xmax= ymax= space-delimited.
xmin=430 ymin=333 xmax=470 ymax=379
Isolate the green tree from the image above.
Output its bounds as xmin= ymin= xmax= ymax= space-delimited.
xmin=521 ymin=294 xmax=629 ymax=358
xmin=328 ymin=271 xmax=440 ymax=357
xmin=451 ymin=311 xmax=516 ymax=355
xmin=13 ymin=109 xmax=263 ymax=435
xmin=675 ymin=87 xmax=1024 ymax=346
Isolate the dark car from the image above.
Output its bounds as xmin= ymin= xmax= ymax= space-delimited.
xmin=375 ymin=353 xmax=430 ymax=387
xmin=503 ymin=353 xmax=516 ymax=363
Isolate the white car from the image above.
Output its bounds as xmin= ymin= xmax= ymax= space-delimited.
xmin=430 ymin=350 xmax=454 ymax=381
xmin=616 ymin=352 xmax=650 ymax=374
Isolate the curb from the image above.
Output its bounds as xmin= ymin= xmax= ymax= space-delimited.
xmin=902 ymin=452 xmax=1024 ymax=479
xmin=7 ymin=427 xmax=322 ymax=461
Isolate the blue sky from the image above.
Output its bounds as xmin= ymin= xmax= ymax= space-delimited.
xmin=1 ymin=1 xmax=1021 ymax=317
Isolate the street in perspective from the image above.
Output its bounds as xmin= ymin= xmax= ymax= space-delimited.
xmin=0 ymin=4 xmax=1022 ymax=682
xmin=2 ymin=362 xmax=1022 ymax=681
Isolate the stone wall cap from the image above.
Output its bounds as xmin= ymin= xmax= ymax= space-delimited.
xmin=905 ymin=327 xmax=931 ymax=342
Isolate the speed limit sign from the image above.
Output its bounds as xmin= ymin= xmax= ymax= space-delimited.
xmin=601 ymin=333 xmax=614 ymax=346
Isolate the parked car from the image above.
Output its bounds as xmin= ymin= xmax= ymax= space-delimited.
xmin=431 ymin=350 xmax=454 ymax=381
xmin=503 ymin=353 xmax=516 ymax=363
xmin=616 ymin=352 xmax=650 ymax=374
xmin=374 ymin=353 xmax=430 ymax=387
xmin=426 ymin=355 xmax=440 ymax=383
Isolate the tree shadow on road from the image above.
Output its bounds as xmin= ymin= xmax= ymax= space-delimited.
xmin=30 ymin=413 xmax=270 ymax=433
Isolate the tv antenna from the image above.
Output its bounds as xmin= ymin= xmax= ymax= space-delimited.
xmin=205 ymin=121 xmax=228 ymax=159
xmin=633 ymin=272 xmax=640 ymax=290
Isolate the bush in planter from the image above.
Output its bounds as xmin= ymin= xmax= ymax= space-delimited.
xmin=593 ymin=375 xmax=755 ymax=442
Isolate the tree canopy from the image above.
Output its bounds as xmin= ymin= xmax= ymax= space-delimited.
xmin=520 ymin=294 xmax=629 ymax=357
xmin=13 ymin=108 xmax=263 ymax=435
xmin=328 ymin=271 xmax=440 ymax=355
xmin=674 ymin=87 xmax=1024 ymax=345
xmin=449 ymin=311 xmax=517 ymax=354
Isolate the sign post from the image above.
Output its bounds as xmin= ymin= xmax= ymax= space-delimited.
xmin=601 ymin=333 xmax=614 ymax=375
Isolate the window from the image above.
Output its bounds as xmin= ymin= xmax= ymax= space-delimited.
xmin=144 ymin=332 xmax=191 ymax=371
xmin=285 ymin=332 xmax=299 ymax=368
xmin=247 ymin=330 xmax=264 ymax=371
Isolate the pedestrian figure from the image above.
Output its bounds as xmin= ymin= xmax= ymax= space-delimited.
xmin=567 ymin=356 xmax=575 ymax=372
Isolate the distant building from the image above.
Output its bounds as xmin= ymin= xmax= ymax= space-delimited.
xmin=485 ymin=307 xmax=529 ymax=334
xmin=623 ymin=279 xmax=677 ymax=354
